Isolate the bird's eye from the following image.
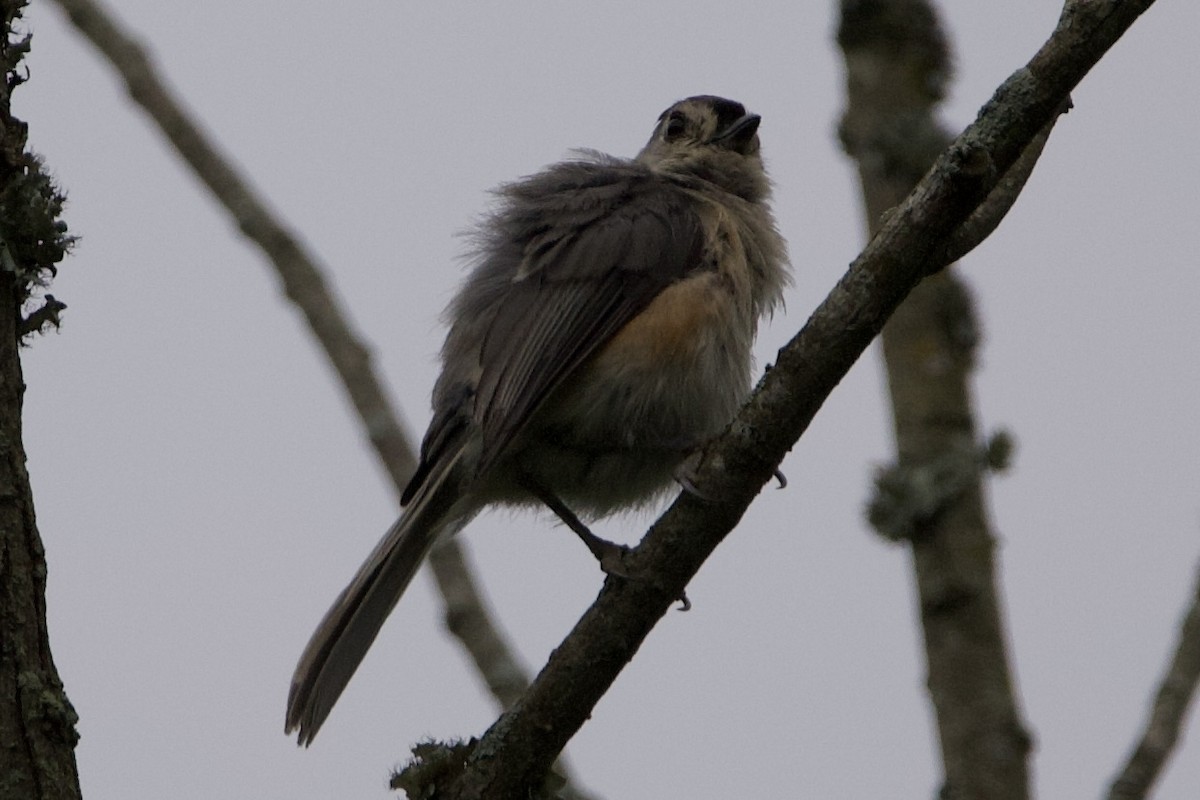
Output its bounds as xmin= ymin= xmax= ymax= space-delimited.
xmin=663 ymin=113 xmax=687 ymax=142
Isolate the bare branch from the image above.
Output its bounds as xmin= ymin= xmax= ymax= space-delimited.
xmin=932 ymin=98 xmax=1071 ymax=270
xmin=1107 ymin=560 xmax=1200 ymax=800
xmin=425 ymin=543 xmax=529 ymax=710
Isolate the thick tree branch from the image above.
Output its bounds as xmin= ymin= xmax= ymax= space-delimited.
xmin=839 ymin=2 xmax=1032 ymax=798
xmin=45 ymin=0 xmax=574 ymax=787
xmin=1107 ymin=560 xmax=1200 ymax=800
xmin=426 ymin=1 xmax=1157 ymax=796
xmin=0 ymin=1 xmax=82 ymax=797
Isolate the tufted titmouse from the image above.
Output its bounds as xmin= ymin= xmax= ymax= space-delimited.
xmin=286 ymin=95 xmax=790 ymax=744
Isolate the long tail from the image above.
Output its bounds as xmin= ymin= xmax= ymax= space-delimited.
xmin=285 ymin=448 xmax=468 ymax=745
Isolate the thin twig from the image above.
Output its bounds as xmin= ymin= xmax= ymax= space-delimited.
xmin=933 ymin=96 xmax=1072 ymax=270
xmin=1107 ymin=560 xmax=1200 ymax=800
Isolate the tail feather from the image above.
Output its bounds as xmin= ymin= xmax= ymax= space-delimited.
xmin=285 ymin=449 xmax=468 ymax=745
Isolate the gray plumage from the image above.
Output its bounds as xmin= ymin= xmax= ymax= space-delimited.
xmin=286 ymin=95 xmax=790 ymax=744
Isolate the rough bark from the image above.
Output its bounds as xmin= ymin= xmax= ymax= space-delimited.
xmin=0 ymin=1 xmax=82 ymax=797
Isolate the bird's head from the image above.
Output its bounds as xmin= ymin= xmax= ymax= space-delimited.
xmin=636 ymin=95 xmax=769 ymax=202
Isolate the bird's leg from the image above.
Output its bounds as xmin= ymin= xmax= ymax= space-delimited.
xmin=519 ymin=472 xmax=690 ymax=610
xmin=519 ymin=472 xmax=632 ymax=577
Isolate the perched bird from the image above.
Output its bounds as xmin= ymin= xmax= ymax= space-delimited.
xmin=287 ymin=95 xmax=789 ymax=744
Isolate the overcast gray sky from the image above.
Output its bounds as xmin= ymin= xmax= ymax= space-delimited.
xmin=16 ymin=1 xmax=1200 ymax=798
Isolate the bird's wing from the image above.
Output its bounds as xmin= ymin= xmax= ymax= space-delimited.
xmin=471 ymin=164 xmax=707 ymax=472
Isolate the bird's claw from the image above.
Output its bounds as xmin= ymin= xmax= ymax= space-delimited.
xmin=673 ymin=455 xmax=714 ymax=501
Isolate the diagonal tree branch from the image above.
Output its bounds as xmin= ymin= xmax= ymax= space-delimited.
xmin=1107 ymin=559 xmax=1200 ymax=800
xmin=44 ymin=0 xmax=594 ymax=793
xmin=424 ymin=1 xmax=1158 ymax=796
xmin=838 ymin=2 xmax=1032 ymax=798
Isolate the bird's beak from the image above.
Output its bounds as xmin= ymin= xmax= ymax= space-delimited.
xmin=712 ymin=113 xmax=761 ymax=154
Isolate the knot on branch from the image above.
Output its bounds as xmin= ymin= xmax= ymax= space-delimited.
xmin=866 ymin=429 xmax=1015 ymax=542
xmin=17 ymin=669 xmax=80 ymax=746
xmin=939 ymin=137 xmax=1000 ymax=214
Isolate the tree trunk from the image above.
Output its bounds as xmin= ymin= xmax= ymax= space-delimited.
xmin=0 ymin=1 xmax=83 ymax=796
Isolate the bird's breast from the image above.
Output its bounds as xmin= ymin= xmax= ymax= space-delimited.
xmin=511 ymin=269 xmax=757 ymax=514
